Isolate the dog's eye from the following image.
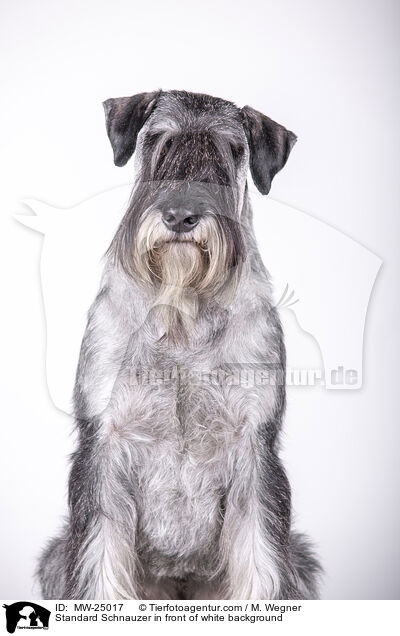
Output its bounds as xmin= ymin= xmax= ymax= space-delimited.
xmin=145 ymin=132 xmax=162 ymax=148
xmin=160 ymin=138 xmax=173 ymax=157
xmin=230 ymin=143 xmax=244 ymax=164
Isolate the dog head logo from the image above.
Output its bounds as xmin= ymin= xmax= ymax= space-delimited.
xmin=16 ymin=188 xmax=381 ymax=413
xmin=2 ymin=603 xmax=50 ymax=633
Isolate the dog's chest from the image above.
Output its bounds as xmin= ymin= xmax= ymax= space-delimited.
xmin=128 ymin=360 xmax=243 ymax=565
xmin=112 ymin=314 xmax=279 ymax=571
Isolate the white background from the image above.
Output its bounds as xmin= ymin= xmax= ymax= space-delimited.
xmin=0 ymin=0 xmax=399 ymax=600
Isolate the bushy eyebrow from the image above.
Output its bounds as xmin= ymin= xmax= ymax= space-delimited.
xmin=145 ymin=126 xmax=245 ymax=149
xmin=147 ymin=118 xmax=181 ymax=136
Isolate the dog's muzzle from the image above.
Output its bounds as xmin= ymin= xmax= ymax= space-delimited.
xmin=155 ymin=182 xmax=213 ymax=235
xmin=162 ymin=208 xmax=200 ymax=233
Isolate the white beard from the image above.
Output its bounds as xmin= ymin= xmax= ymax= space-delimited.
xmin=151 ymin=241 xmax=204 ymax=339
xmin=133 ymin=209 xmax=240 ymax=341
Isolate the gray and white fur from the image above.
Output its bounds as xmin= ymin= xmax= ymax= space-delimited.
xmin=38 ymin=90 xmax=321 ymax=600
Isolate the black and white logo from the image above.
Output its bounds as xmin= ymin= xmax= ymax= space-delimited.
xmin=2 ymin=603 xmax=50 ymax=634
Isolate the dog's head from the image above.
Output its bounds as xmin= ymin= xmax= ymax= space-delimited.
xmin=103 ymin=90 xmax=296 ymax=335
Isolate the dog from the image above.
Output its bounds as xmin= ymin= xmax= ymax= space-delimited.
xmin=38 ymin=90 xmax=321 ymax=600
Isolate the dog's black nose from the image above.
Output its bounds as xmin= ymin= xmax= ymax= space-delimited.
xmin=162 ymin=209 xmax=200 ymax=233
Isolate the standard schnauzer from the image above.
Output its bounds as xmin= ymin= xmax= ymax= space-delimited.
xmin=38 ymin=90 xmax=321 ymax=599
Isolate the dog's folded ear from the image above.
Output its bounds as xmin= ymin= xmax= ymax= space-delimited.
xmin=103 ymin=91 xmax=161 ymax=167
xmin=241 ymin=106 xmax=297 ymax=195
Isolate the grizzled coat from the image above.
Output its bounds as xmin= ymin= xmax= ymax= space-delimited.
xmin=38 ymin=90 xmax=320 ymax=600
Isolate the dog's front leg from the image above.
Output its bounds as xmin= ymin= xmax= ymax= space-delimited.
xmin=63 ymin=425 xmax=141 ymax=599
xmin=59 ymin=282 xmax=144 ymax=599
xmin=219 ymin=434 xmax=299 ymax=600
